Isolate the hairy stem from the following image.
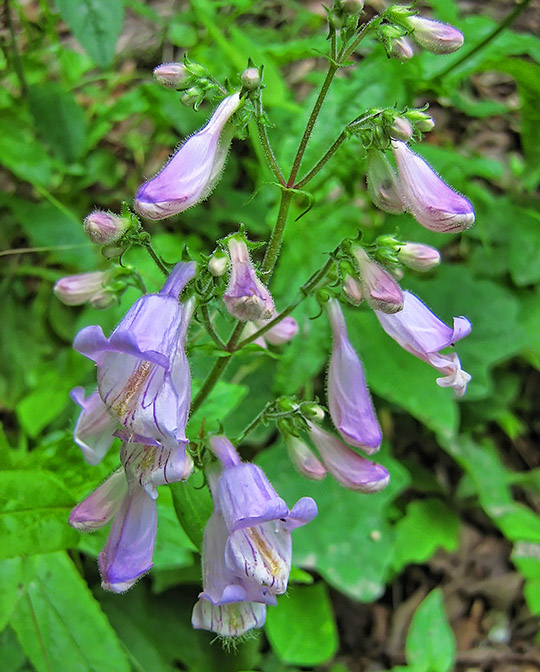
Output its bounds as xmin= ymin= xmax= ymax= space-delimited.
xmin=295 ymin=131 xmax=347 ymax=189
xmin=143 ymin=243 xmax=169 ymax=276
xmin=234 ymin=403 xmax=270 ymax=444
xmin=256 ymin=117 xmax=285 ymax=185
xmin=199 ymin=304 xmax=226 ymax=349
xmin=260 ymin=188 xmax=294 ymax=277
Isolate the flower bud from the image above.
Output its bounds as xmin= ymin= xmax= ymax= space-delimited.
xmin=405 ymin=15 xmax=464 ymax=55
xmin=366 ymin=150 xmax=405 ymax=214
xmin=352 ymin=246 xmax=404 ymax=314
xmin=392 ymin=141 xmax=475 ymax=233
xmin=54 ymin=271 xmax=111 ymax=307
xmin=398 ymin=242 xmax=441 ymax=271
xmin=223 ymin=238 xmax=274 ymax=321
xmin=341 ymin=0 xmax=364 ymax=15
xmin=153 ymin=62 xmax=189 ymax=89
xmin=84 ymin=211 xmax=129 ymax=245
xmin=256 ymin=313 xmax=299 ymax=345
xmin=286 ymin=435 xmax=327 ymax=481
xmin=181 ymin=87 xmax=202 ymax=108
xmin=241 ymin=67 xmax=261 ymax=91
xmin=302 ymin=403 xmax=325 ymax=422
xmin=101 ymin=242 xmax=129 ymax=260
xmin=388 ymin=36 xmax=414 ymax=61
xmin=390 ymin=116 xmax=413 ymax=142
xmin=208 ymin=252 xmax=228 ymax=276
xmin=342 ymin=274 xmax=363 ymax=306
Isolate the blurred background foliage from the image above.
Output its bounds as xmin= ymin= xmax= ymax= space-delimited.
xmin=1 ymin=0 xmax=540 ymax=670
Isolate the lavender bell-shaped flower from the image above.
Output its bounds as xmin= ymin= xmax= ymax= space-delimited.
xmin=223 ymin=238 xmax=274 ymax=321
xmin=326 ymin=299 xmax=382 ymax=454
xmin=392 ymin=141 xmax=475 ymax=233
xmin=73 ymin=262 xmax=196 ymax=460
xmin=134 ymin=93 xmax=242 ymax=220
xmin=352 ymin=246 xmax=404 ymax=314
xmin=70 ymin=387 xmax=117 ymax=465
xmin=375 ymin=290 xmax=472 ymax=396
xmin=209 ymin=436 xmax=317 ymax=596
xmin=69 ymin=469 xmax=127 ymax=531
xmin=308 ymin=422 xmax=390 ymax=493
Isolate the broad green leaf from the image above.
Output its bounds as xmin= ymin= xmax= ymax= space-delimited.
xmin=28 ymin=83 xmax=87 ymax=163
xmin=10 ymin=552 xmax=130 ymax=672
xmin=392 ymin=499 xmax=460 ymax=573
xmin=405 ymin=589 xmax=456 ymax=672
xmin=0 ymin=627 xmax=27 ymax=672
xmin=0 ymin=558 xmax=22 ymax=633
xmin=265 ymin=583 xmax=338 ymax=666
xmin=170 ymin=470 xmax=213 ymax=551
xmin=16 ymin=386 xmax=70 ymax=438
xmin=53 ymin=0 xmax=125 ymax=69
xmin=188 ymin=379 xmax=249 ymax=439
xmin=258 ymin=441 xmax=410 ymax=601
xmin=0 ymin=113 xmax=54 ymax=186
xmin=0 ymin=470 xmax=78 ymax=558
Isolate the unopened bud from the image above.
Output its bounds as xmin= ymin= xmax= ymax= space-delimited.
xmin=286 ymin=435 xmax=327 ymax=481
xmin=389 ymin=36 xmax=414 ymax=61
xmin=181 ymin=87 xmax=202 ymax=108
xmin=342 ymin=275 xmax=363 ymax=306
xmin=341 ymin=0 xmax=364 ymax=15
xmin=153 ymin=62 xmax=189 ymax=89
xmin=366 ymin=150 xmax=405 ymax=214
xmin=256 ymin=313 xmax=299 ymax=345
xmin=405 ymin=109 xmax=435 ymax=133
xmin=390 ymin=116 xmax=413 ymax=142
xmin=54 ymin=271 xmax=111 ymax=307
xmin=404 ymin=15 xmax=464 ymax=55
xmin=352 ymin=246 xmax=404 ymax=314
xmin=84 ymin=211 xmax=129 ymax=245
xmin=397 ymin=242 xmax=441 ymax=271
xmin=241 ymin=67 xmax=261 ymax=91
xmin=208 ymin=252 xmax=228 ymax=277
xmin=302 ymin=403 xmax=325 ymax=422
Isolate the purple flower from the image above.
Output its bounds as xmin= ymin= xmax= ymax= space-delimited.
xmin=286 ymin=435 xmax=327 ymax=481
xmin=256 ymin=312 xmax=299 ymax=346
xmin=366 ymin=150 xmax=405 ymax=215
xmin=405 ymin=15 xmax=464 ymax=54
xmin=153 ymin=62 xmax=188 ymax=88
xmin=308 ymin=422 xmax=390 ymax=492
xmin=73 ymin=262 xmax=196 ymax=459
xmin=70 ymin=387 xmax=117 ymax=465
xmin=69 ymin=469 xmax=127 ymax=531
xmin=209 ymin=436 xmax=317 ymax=595
xmin=392 ymin=141 xmax=475 ymax=233
xmin=397 ymin=242 xmax=441 ymax=272
xmin=134 ymin=93 xmax=241 ymax=220
xmin=54 ymin=271 xmax=114 ymax=308
xmin=83 ymin=211 xmax=129 ymax=245
xmin=342 ymin=274 xmax=364 ymax=306
xmin=223 ymin=238 xmax=274 ymax=321
xmin=352 ymin=246 xmax=404 ymax=314
xmin=326 ymin=299 xmax=382 ymax=454
xmin=375 ymin=291 xmax=472 ymax=396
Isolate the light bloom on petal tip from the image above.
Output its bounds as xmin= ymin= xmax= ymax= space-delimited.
xmin=69 ymin=469 xmax=127 ymax=531
xmin=406 ymin=15 xmax=464 ymax=55
xmin=134 ymin=93 xmax=242 ymax=220
xmin=326 ymin=299 xmax=382 ymax=453
xmin=73 ymin=262 xmax=196 ymax=454
xmin=308 ymin=422 xmax=390 ymax=493
xmin=54 ymin=271 xmax=112 ymax=307
xmin=286 ymin=435 xmax=327 ymax=481
xmin=353 ymin=246 xmax=404 ymax=314
xmin=375 ymin=290 xmax=472 ymax=396
xmin=224 ymin=239 xmax=274 ymax=321
xmin=366 ymin=150 xmax=405 ymax=215
xmin=70 ymin=387 xmax=117 ymax=465
xmin=392 ymin=141 xmax=475 ymax=233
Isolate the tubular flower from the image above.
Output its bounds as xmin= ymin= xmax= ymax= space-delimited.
xmin=405 ymin=15 xmax=464 ymax=54
xmin=209 ymin=436 xmax=317 ymax=596
xmin=255 ymin=312 xmax=299 ymax=346
xmin=285 ymin=435 xmax=327 ymax=481
xmin=70 ymin=387 xmax=117 ymax=465
xmin=392 ymin=141 xmax=475 ymax=233
xmin=54 ymin=271 xmax=113 ymax=308
xmin=73 ymin=262 xmax=196 ymax=460
xmin=326 ymin=299 xmax=382 ymax=453
xmin=375 ymin=291 xmax=472 ymax=396
xmin=223 ymin=238 xmax=274 ymax=321
xmin=366 ymin=150 xmax=405 ymax=215
xmin=352 ymin=246 xmax=404 ymax=314
xmin=134 ymin=93 xmax=242 ymax=220
xmin=397 ymin=242 xmax=441 ymax=272
xmin=308 ymin=422 xmax=390 ymax=493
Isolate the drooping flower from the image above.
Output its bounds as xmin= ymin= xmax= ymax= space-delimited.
xmin=256 ymin=312 xmax=299 ymax=345
xmin=134 ymin=93 xmax=242 ymax=220
xmin=209 ymin=436 xmax=317 ymax=596
xmin=342 ymin=274 xmax=364 ymax=306
xmin=83 ymin=211 xmax=130 ymax=245
xmin=375 ymin=290 xmax=472 ymax=396
xmin=223 ymin=238 xmax=274 ymax=321
xmin=70 ymin=387 xmax=117 ymax=465
xmin=366 ymin=150 xmax=405 ymax=215
xmin=73 ymin=262 xmax=196 ymax=460
xmin=392 ymin=141 xmax=475 ymax=233
xmin=54 ymin=271 xmax=114 ymax=308
xmin=397 ymin=242 xmax=441 ymax=272
xmin=326 ymin=299 xmax=382 ymax=453
xmin=405 ymin=15 xmax=464 ymax=54
xmin=308 ymin=422 xmax=390 ymax=492
xmin=352 ymin=246 xmax=404 ymax=314
xmin=69 ymin=468 xmax=127 ymax=532
xmin=285 ymin=435 xmax=327 ymax=481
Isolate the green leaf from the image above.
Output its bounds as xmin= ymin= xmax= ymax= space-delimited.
xmin=258 ymin=441 xmax=410 ymax=601
xmin=10 ymin=553 xmax=130 ymax=672
xmin=0 ymin=113 xmax=54 ymax=187
xmin=53 ymin=0 xmax=125 ymax=69
xmin=0 ymin=627 xmax=27 ymax=672
xmin=188 ymin=379 xmax=248 ymax=438
xmin=0 ymin=558 xmax=22 ymax=634
xmin=405 ymin=589 xmax=456 ymax=672
xmin=16 ymin=386 xmax=70 ymax=438
xmin=170 ymin=470 xmax=213 ymax=551
xmin=265 ymin=583 xmax=338 ymax=666
xmin=28 ymin=83 xmax=87 ymax=163
xmin=0 ymin=470 xmax=78 ymax=559
xmin=392 ymin=499 xmax=460 ymax=573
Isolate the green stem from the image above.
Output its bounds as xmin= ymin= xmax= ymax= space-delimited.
xmin=260 ymin=188 xmax=294 ymax=276
xmin=199 ymin=304 xmax=226 ymax=349
xmin=143 ymin=243 xmax=169 ymax=276
xmin=234 ymin=403 xmax=270 ymax=445
xmin=434 ymin=0 xmax=533 ymax=81
xmin=256 ymin=103 xmax=285 ymax=185
xmin=295 ymin=130 xmax=347 ymax=189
